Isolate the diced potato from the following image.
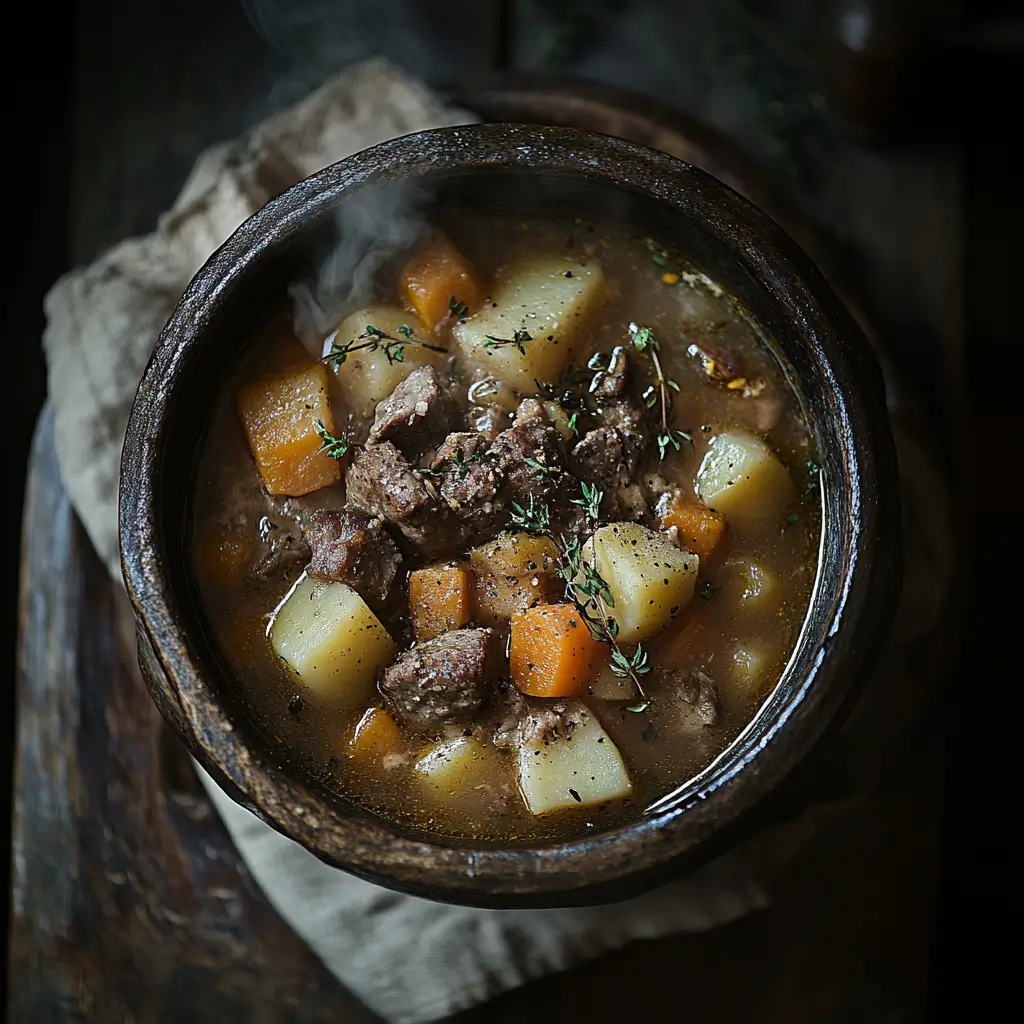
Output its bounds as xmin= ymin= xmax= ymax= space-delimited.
xmin=237 ymin=363 xmax=341 ymax=496
xmin=474 ymin=574 xmax=559 ymax=625
xmin=328 ymin=306 xmax=441 ymax=419
xmin=269 ymin=575 xmax=396 ymax=706
xmin=454 ymin=257 xmax=604 ymax=392
xmin=655 ymin=496 xmax=728 ymax=561
xmin=695 ymin=432 xmax=794 ymax=524
xmin=470 ymin=532 xmax=560 ymax=578
xmin=409 ymin=564 xmax=474 ymax=641
xmin=470 ymin=532 xmax=563 ymax=625
xmin=720 ymin=557 xmax=782 ymax=613
xmin=728 ymin=640 xmax=782 ymax=697
xmin=348 ymin=707 xmax=404 ymax=760
xmin=414 ymin=736 xmax=490 ymax=795
xmin=510 ymin=603 xmax=606 ymax=697
xmin=516 ymin=702 xmax=632 ymax=815
xmin=400 ymin=236 xmax=485 ymax=330
xmin=581 ymin=523 xmax=699 ymax=644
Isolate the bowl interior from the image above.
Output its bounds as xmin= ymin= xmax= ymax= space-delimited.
xmin=122 ymin=126 xmax=900 ymax=906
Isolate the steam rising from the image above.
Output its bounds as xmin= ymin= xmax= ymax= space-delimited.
xmin=289 ymin=183 xmax=431 ymax=354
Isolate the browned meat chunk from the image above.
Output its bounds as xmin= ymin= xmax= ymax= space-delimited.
xmin=596 ymin=398 xmax=649 ymax=470
xmin=589 ymin=345 xmax=631 ymax=400
xmin=345 ymin=442 xmax=453 ymax=554
xmin=517 ymin=699 xmax=588 ymax=747
xmin=368 ymin=366 xmax=459 ymax=456
xmin=430 ymin=432 xmax=507 ymax=536
xmin=489 ymin=415 xmax=569 ymax=508
xmin=381 ymin=627 xmax=500 ymax=731
xmin=571 ymin=393 xmax=651 ymax=523
xmin=303 ymin=509 xmax=401 ymax=607
xmin=572 ymin=426 xmax=633 ymax=490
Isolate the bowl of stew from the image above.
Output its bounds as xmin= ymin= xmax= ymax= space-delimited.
xmin=119 ymin=124 xmax=900 ymax=907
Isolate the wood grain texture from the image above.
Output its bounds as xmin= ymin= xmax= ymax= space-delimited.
xmin=11 ymin=407 xmax=378 ymax=1024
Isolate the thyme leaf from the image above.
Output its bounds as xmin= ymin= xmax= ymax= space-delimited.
xmin=314 ymin=420 xmax=357 ymax=460
xmin=321 ymin=322 xmax=447 ymax=371
xmin=484 ymin=329 xmax=533 ymax=354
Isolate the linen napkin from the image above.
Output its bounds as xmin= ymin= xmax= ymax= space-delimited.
xmin=41 ymin=56 xmax=951 ymax=1023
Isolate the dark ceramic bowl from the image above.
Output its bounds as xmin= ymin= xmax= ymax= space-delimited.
xmin=119 ymin=124 xmax=900 ymax=908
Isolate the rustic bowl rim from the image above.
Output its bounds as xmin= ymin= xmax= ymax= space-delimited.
xmin=119 ymin=123 xmax=901 ymax=908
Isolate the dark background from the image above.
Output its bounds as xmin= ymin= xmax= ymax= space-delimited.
xmin=5 ymin=0 xmax=1018 ymax=1016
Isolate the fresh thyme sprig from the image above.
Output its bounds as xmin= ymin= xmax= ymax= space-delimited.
xmin=314 ymin=420 xmax=358 ymax=460
xmin=513 ymin=481 xmax=651 ymax=708
xmin=569 ymin=480 xmax=603 ymax=520
xmin=484 ymin=328 xmax=533 ymax=354
xmin=321 ymin=323 xmax=447 ymax=370
xmin=629 ymin=323 xmax=693 ymax=461
xmin=508 ymin=494 xmax=551 ymax=536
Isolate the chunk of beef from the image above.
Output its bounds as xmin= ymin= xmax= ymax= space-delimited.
xmin=303 ymin=509 xmax=401 ymax=607
xmin=490 ymin=681 xmax=527 ymax=751
xmin=589 ymin=345 xmax=631 ymax=401
xmin=430 ymin=432 xmax=507 ymax=536
xmin=596 ymin=398 xmax=650 ymax=470
xmin=517 ymin=699 xmax=589 ymax=747
xmin=572 ymin=426 xmax=633 ymax=490
xmin=247 ymin=516 xmax=309 ymax=581
xmin=345 ymin=442 xmax=454 ymax=555
xmin=489 ymin=413 xmax=570 ymax=508
xmin=368 ymin=366 xmax=459 ymax=456
xmin=571 ymin=413 xmax=650 ymax=524
xmin=381 ymin=627 xmax=500 ymax=731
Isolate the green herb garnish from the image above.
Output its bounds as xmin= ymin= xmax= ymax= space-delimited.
xmin=314 ymin=420 xmax=357 ymax=460
xmin=321 ymin=323 xmax=447 ymax=370
xmin=484 ymin=329 xmax=533 ymax=354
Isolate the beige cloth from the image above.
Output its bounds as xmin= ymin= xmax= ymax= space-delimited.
xmin=42 ymin=57 xmax=951 ymax=1024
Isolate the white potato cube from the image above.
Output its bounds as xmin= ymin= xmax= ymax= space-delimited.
xmin=516 ymin=702 xmax=632 ymax=815
xmin=695 ymin=431 xmax=794 ymax=524
xmin=414 ymin=736 xmax=489 ymax=794
xmin=728 ymin=640 xmax=781 ymax=697
xmin=721 ymin=557 xmax=783 ymax=613
xmin=328 ymin=306 xmax=439 ymax=418
xmin=454 ymin=257 xmax=604 ymax=392
xmin=582 ymin=522 xmax=699 ymax=644
xmin=269 ymin=575 xmax=396 ymax=706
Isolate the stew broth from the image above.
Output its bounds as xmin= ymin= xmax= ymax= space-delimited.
xmin=191 ymin=215 xmax=820 ymax=842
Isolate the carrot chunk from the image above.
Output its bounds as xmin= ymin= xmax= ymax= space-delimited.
xmin=656 ymin=497 xmax=727 ymax=561
xmin=409 ymin=564 xmax=474 ymax=641
xmin=348 ymin=707 xmax=404 ymax=759
xmin=236 ymin=363 xmax=341 ymax=496
xmin=510 ymin=604 xmax=605 ymax=698
xmin=400 ymin=237 xmax=484 ymax=330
